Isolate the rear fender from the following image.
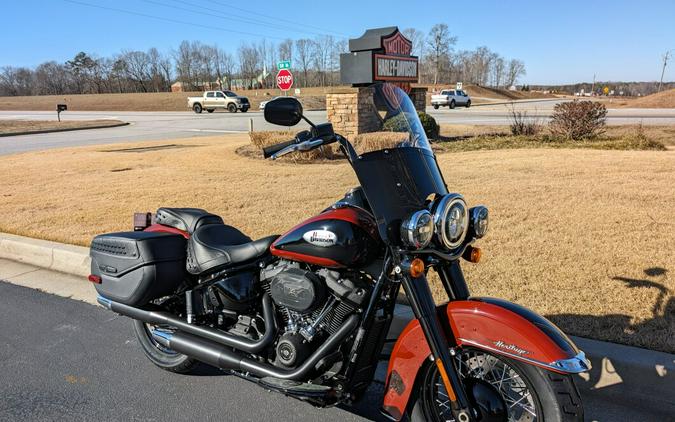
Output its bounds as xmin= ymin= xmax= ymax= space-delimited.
xmin=381 ymin=297 xmax=590 ymax=421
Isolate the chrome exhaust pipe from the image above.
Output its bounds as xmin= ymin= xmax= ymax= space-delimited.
xmin=97 ymin=293 xmax=276 ymax=354
xmin=151 ymin=314 xmax=359 ymax=381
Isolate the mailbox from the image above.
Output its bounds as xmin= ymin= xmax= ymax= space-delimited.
xmin=56 ymin=103 xmax=67 ymax=121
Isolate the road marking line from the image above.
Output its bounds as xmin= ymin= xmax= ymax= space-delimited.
xmin=188 ymin=129 xmax=248 ymax=133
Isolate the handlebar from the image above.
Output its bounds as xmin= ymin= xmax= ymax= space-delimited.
xmin=260 ymin=123 xmax=357 ymax=162
xmin=262 ymin=139 xmax=296 ymax=159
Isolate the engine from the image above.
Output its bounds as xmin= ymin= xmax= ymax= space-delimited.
xmin=260 ymin=260 xmax=371 ymax=368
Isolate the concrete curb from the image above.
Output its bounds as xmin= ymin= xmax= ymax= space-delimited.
xmin=0 ymin=231 xmax=673 ymax=407
xmin=0 ymin=121 xmax=129 ymax=137
xmin=0 ymin=232 xmax=90 ymax=277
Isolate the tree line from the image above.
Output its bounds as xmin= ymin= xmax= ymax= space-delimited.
xmin=0 ymin=24 xmax=527 ymax=97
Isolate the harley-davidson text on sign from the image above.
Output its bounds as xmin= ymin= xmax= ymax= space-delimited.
xmin=276 ymin=69 xmax=294 ymax=91
xmin=374 ymin=54 xmax=419 ymax=82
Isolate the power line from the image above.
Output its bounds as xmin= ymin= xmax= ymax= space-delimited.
xmin=61 ymin=0 xmax=287 ymax=41
xmin=150 ymin=0 xmax=335 ymax=38
xmin=205 ymin=0 xmax=349 ymax=38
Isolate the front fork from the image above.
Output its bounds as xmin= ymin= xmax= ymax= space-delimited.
xmin=400 ymin=259 xmax=474 ymax=422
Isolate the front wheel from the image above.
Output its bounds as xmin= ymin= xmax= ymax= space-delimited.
xmin=433 ymin=104 xmax=440 ymax=109
xmin=132 ymin=320 xmax=198 ymax=374
xmin=407 ymin=348 xmax=583 ymax=422
xmin=465 ymin=100 xmax=471 ymax=108
xmin=227 ymin=103 xmax=237 ymax=113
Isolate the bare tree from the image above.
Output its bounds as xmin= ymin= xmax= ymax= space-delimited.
xmin=506 ymin=59 xmax=526 ymax=87
xmin=312 ymin=36 xmax=334 ymax=87
xmin=121 ymin=50 xmax=151 ymax=92
xmin=174 ymin=41 xmax=196 ymax=90
xmin=492 ymin=56 xmax=505 ymax=88
xmin=33 ymin=61 xmax=70 ymax=95
xmin=425 ymin=24 xmax=456 ymax=85
xmin=279 ymin=39 xmax=293 ymax=63
xmin=402 ymin=28 xmax=425 ymax=57
xmin=238 ymin=43 xmax=260 ymax=89
xmin=295 ymin=39 xmax=313 ymax=87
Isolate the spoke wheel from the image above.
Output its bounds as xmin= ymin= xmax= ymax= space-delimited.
xmin=426 ymin=349 xmax=539 ymax=422
xmin=407 ymin=345 xmax=584 ymax=422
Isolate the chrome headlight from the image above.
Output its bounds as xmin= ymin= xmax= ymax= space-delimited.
xmin=470 ymin=206 xmax=489 ymax=238
xmin=400 ymin=210 xmax=434 ymax=249
xmin=433 ymin=194 xmax=468 ymax=250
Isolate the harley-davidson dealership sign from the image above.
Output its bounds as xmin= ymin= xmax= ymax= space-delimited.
xmin=340 ymin=27 xmax=419 ymax=92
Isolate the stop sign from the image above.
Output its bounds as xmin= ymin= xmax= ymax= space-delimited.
xmin=276 ymin=69 xmax=293 ymax=91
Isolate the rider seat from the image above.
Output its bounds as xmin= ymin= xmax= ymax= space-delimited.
xmin=155 ymin=207 xmax=278 ymax=275
xmin=187 ymin=225 xmax=278 ymax=274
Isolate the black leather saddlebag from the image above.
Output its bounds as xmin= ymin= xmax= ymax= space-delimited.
xmin=90 ymin=231 xmax=186 ymax=306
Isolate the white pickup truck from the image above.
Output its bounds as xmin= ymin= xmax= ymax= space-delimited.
xmin=431 ymin=89 xmax=471 ymax=109
xmin=187 ymin=90 xmax=250 ymax=114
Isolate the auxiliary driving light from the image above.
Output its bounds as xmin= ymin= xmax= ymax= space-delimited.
xmin=470 ymin=206 xmax=489 ymax=238
xmin=400 ymin=210 xmax=434 ymax=249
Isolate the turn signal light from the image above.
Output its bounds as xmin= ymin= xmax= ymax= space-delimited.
xmin=88 ymin=274 xmax=102 ymax=284
xmin=462 ymin=246 xmax=482 ymax=263
xmin=409 ymin=258 xmax=425 ymax=278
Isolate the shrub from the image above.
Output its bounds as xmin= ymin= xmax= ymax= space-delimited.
xmin=417 ymin=111 xmax=440 ymax=139
xmin=509 ymin=107 xmax=542 ymax=136
xmin=549 ymin=100 xmax=607 ymax=140
xmin=382 ymin=111 xmax=439 ymax=140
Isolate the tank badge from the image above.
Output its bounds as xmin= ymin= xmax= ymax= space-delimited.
xmin=303 ymin=230 xmax=337 ymax=247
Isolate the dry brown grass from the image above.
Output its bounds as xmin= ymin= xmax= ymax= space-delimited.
xmin=436 ymin=124 xmax=670 ymax=152
xmin=0 ymin=119 xmax=124 ymax=136
xmin=0 ymin=87 xmax=331 ymax=112
xmin=0 ymin=135 xmax=673 ymax=352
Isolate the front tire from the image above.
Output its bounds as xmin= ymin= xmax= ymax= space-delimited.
xmin=466 ymin=100 xmax=471 ymax=108
xmin=227 ymin=103 xmax=237 ymax=113
xmin=132 ymin=320 xmax=198 ymax=374
xmin=433 ymin=104 xmax=440 ymax=109
xmin=407 ymin=348 xmax=583 ymax=422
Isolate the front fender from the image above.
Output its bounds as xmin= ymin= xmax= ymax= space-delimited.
xmin=381 ymin=297 xmax=590 ymax=421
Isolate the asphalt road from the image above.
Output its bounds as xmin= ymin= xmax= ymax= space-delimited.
xmin=0 ymin=281 xmax=381 ymax=421
xmin=1 ymin=100 xmax=674 ymax=155
xmin=0 ymin=280 xmax=671 ymax=421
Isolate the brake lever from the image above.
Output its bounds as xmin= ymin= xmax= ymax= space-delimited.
xmin=271 ymin=138 xmax=323 ymax=160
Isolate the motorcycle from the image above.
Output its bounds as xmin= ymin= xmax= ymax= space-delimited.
xmin=89 ymin=83 xmax=590 ymax=421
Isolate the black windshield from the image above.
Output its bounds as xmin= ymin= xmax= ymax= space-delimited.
xmin=349 ymin=83 xmax=448 ymax=243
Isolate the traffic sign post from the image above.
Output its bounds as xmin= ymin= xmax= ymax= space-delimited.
xmin=276 ymin=69 xmax=294 ymax=93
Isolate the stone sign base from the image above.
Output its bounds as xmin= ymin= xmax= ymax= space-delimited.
xmin=326 ymin=86 xmax=428 ymax=138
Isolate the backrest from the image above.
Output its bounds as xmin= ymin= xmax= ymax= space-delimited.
xmin=155 ymin=207 xmax=224 ymax=234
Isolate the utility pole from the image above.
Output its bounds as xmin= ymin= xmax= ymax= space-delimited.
xmin=590 ymin=73 xmax=596 ymax=96
xmin=658 ymin=51 xmax=672 ymax=92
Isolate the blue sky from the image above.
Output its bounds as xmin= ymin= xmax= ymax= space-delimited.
xmin=1 ymin=0 xmax=674 ymax=84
